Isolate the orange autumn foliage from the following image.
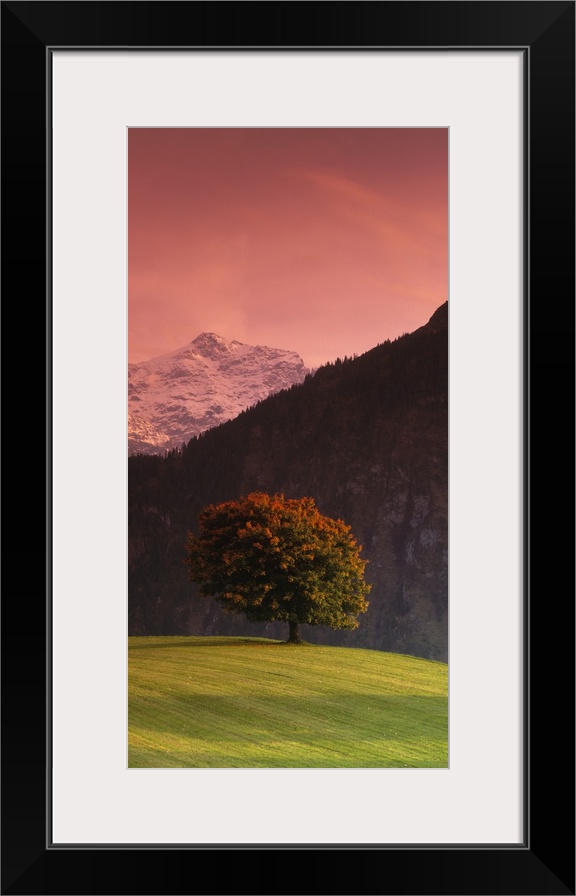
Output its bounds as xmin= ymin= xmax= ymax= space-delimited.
xmin=186 ymin=492 xmax=370 ymax=640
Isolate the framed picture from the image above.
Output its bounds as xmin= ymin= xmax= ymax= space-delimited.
xmin=2 ymin=2 xmax=574 ymax=894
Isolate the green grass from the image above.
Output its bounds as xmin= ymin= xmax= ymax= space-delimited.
xmin=128 ymin=636 xmax=448 ymax=768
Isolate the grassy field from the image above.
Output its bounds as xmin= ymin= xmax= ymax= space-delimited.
xmin=128 ymin=636 xmax=448 ymax=768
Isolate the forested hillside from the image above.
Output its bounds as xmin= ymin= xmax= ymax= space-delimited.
xmin=129 ymin=302 xmax=448 ymax=660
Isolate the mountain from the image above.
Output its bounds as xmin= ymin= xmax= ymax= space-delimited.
xmin=128 ymin=332 xmax=310 ymax=454
xmin=128 ymin=302 xmax=448 ymax=660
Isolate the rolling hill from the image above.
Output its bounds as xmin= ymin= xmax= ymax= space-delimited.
xmin=129 ymin=637 xmax=448 ymax=768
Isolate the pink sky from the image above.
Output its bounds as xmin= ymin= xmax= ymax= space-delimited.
xmin=129 ymin=128 xmax=447 ymax=368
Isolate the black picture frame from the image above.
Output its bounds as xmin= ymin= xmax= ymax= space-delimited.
xmin=2 ymin=2 xmax=574 ymax=894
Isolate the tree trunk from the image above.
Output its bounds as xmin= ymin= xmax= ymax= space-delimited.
xmin=287 ymin=619 xmax=301 ymax=643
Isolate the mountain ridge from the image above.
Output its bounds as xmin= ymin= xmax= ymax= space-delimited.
xmin=129 ymin=301 xmax=448 ymax=660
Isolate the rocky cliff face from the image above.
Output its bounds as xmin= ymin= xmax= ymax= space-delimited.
xmin=129 ymin=303 xmax=448 ymax=660
xmin=129 ymin=333 xmax=310 ymax=454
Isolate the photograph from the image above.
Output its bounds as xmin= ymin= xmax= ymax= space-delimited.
xmin=127 ymin=127 xmax=448 ymax=769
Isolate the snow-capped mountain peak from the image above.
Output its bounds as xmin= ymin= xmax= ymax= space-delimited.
xmin=128 ymin=334 xmax=310 ymax=455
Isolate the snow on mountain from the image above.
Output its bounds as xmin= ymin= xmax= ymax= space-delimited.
xmin=128 ymin=332 xmax=310 ymax=455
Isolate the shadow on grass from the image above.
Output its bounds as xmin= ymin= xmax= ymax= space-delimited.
xmin=130 ymin=693 xmax=448 ymax=744
xmin=128 ymin=636 xmax=288 ymax=650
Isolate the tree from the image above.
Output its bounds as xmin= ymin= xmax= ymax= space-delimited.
xmin=186 ymin=492 xmax=371 ymax=643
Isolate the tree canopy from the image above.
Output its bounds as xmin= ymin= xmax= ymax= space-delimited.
xmin=186 ymin=492 xmax=370 ymax=643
